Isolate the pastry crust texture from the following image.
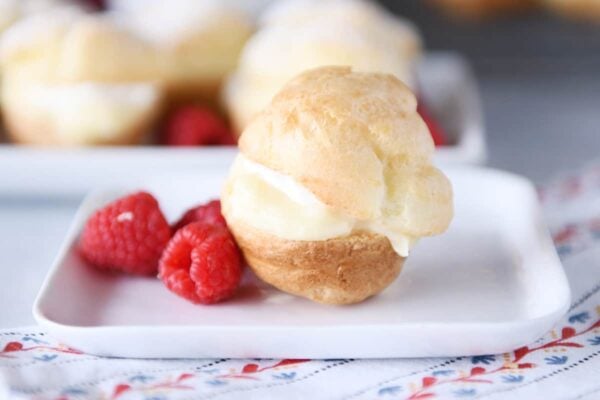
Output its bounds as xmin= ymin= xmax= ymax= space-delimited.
xmin=229 ymin=220 xmax=405 ymax=305
xmin=238 ymin=67 xmax=451 ymax=225
xmin=223 ymin=67 xmax=453 ymax=305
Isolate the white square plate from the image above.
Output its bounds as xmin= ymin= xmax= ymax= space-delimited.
xmin=33 ymin=166 xmax=569 ymax=359
xmin=0 ymin=52 xmax=485 ymax=197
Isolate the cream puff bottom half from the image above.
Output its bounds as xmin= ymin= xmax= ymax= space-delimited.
xmin=2 ymin=79 xmax=162 ymax=145
xmin=229 ymin=219 xmax=405 ymax=305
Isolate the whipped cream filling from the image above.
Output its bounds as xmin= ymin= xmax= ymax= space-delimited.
xmin=25 ymin=81 xmax=160 ymax=142
xmin=226 ymin=155 xmax=417 ymax=257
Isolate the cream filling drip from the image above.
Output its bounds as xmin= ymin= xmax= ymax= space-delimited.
xmin=226 ymin=155 xmax=417 ymax=257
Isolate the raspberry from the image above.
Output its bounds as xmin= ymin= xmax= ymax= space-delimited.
xmin=79 ymin=192 xmax=171 ymax=275
xmin=172 ymin=200 xmax=226 ymax=232
xmin=162 ymin=105 xmax=236 ymax=146
xmin=417 ymin=101 xmax=447 ymax=146
xmin=159 ymin=222 xmax=242 ymax=304
xmin=217 ymin=131 xmax=237 ymax=145
xmin=80 ymin=0 xmax=106 ymax=11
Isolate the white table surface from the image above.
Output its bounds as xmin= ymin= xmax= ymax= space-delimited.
xmin=0 ymin=72 xmax=598 ymax=329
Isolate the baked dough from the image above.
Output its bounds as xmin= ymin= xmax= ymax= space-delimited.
xmin=222 ymin=67 xmax=453 ymax=304
xmin=0 ymin=10 xmax=162 ymax=145
xmin=231 ymin=221 xmax=404 ymax=305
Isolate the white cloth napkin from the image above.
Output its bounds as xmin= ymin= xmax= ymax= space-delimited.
xmin=1 ymin=162 xmax=599 ymax=400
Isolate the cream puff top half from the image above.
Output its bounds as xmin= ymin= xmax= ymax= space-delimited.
xmin=224 ymin=0 xmax=422 ymax=132
xmin=223 ymin=67 xmax=453 ymax=257
xmin=0 ymin=0 xmax=252 ymax=83
xmin=259 ymin=0 xmax=421 ymax=63
xmin=237 ymin=21 xmax=416 ymax=86
xmin=0 ymin=9 xmax=161 ymax=83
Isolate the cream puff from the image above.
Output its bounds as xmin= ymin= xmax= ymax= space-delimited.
xmin=223 ymin=0 xmax=421 ymax=134
xmin=117 ymin=0 xmax=253 ymax=102
xmin=262 ymin=0 xmax=422 ymax=81
xmin=0 ymin=9 xmax=163 ymax=145
xmin=542 ymin=0 xmax=600 ymax=22
xmin=260 ymin=0 xmax=417 ymax=39
xmin=222 ymin=67 xmax=453 ymax=305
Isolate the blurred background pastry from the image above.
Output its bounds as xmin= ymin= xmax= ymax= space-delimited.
xmin=0 ymin=0 xmax=85 ymax=110
xmin=223 ymin=0 xmax=421 ymax=134
xmin=222 ymin=67 xmax=453 ymax=304
xmin=113 ymin=0 xmax=253 ymax=103
xmin=0 ymin=0 xmax=82 ymax=34
xmin=0 ymin=0 xmax=595 ymax=155
xmin=0 ymin=9 xmax=163 ymax=145
xmin=260 ymin=0 xmax=421 ymax=84
xmin=541 ymin=0 xmax=600 ymax=22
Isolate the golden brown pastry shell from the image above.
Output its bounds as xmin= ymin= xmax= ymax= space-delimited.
xmin=228 ymin=219 xmax=405 ymax=305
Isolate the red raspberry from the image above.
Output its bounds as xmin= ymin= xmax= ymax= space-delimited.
xmin=162 ymin=105 xmax=236 ymax=146
xmin=79 ymin=192 xmax=171 ymax=275
xmin=217 ymin=131 xmax=237 ymax=145
xmin=159 ymin=222 xmax=242 ymax=304
xmin=96 ymin=0 xmax=106 ymax=7
xmin=172 ymin=200 xmax=226 ymax=232
xmin=80 ymin=0 xmax=105 ymax=10
xmin=417 ymin=101 xmax=447 ymax=146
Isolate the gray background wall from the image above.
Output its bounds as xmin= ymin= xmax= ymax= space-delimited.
xmin=381 ymin=1 xmax=600 ymax=181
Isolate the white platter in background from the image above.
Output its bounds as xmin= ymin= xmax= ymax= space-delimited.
xmin=33 ymin=166 xmax=568 ymax=359
xmin=0 ymin=52 xmax=486 ymax=198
